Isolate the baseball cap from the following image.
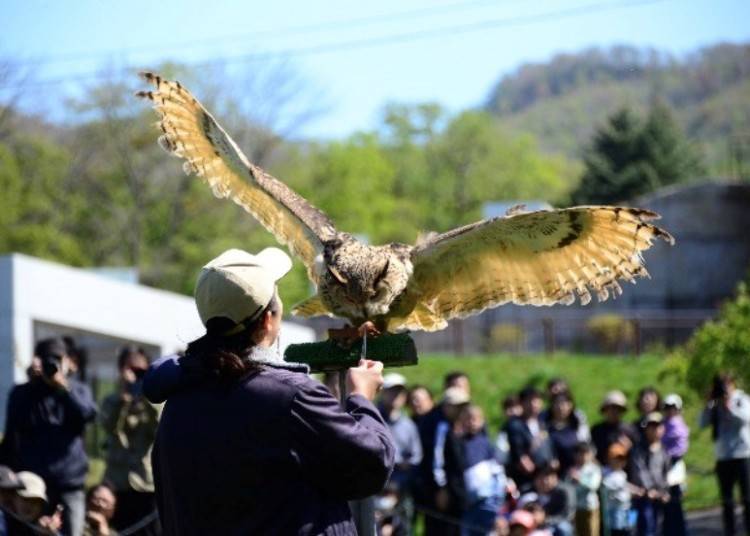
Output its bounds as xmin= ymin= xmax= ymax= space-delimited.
xmin=15 ymin=472 xmax=47 ymax=503
xmin=442 ymin=387 xmax=470 ymax=406
xmin=194 ymin=248 xmax=292 ymax=327
xmin=643 ymin=411 xmax=664 ymax=426
xmin=382 ymin=373 xmax=407 ymax=390
xmin=601 ymin=390 xmax=628 ymax=411
xmin=0 ymin=465 xmax=23 ymax=490
xmin=663 ymin=393 xmax=683 ymax=410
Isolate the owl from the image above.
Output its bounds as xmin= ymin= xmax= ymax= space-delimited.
xmin=137 ymin=72 xmax=674 ymax=334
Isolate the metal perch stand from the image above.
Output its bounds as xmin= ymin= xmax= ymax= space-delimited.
xmin=285 ymin=331 xmax=418 ymax=536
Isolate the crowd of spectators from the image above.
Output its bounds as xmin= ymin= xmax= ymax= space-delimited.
xmin=0 ymin=338 xmax=160 ymax=536
xmin=374 ymin=372 xmax=694 ymax=536
xmin=2 ymin=334 xmax=750 ymax=536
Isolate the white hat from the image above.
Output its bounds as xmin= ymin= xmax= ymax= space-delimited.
xmin=663 ymin=393 xmax=683 ymax=410
xmin=15 ymin=471 xmax=47 ymax=503
xmin=601 ymin=390 xmax=627 ymax=410
xmin=382 ymin=373 xmax=407 ymax=390
xmin=442 ymin=387 xmax=470 ymax=406
xmin=194 ymin=248 xmax=292 ymax=327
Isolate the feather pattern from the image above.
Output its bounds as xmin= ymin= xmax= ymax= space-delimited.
xmin=386 ymin=207 xmax=673 ymax=332
xmin=136 ymin=72 xmax=337 ymax=281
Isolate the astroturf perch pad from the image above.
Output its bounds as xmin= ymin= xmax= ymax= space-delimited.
xmin=284 ymin=332 xmax=418 ymax=373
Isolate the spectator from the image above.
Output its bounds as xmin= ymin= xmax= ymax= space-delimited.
xmin=506 ymin=387 xmax=555 ymax=488
xmin=100 ymin=346 xmax=160 ymax=535
xmin=540 ymin=378 xmax=589 ymax=434
xmin=628 ymin=412 xmax=670 ymax=536
xmin=633 ymin=387 xmax=661 ymax=440
xmin=62 ymin=337 xmax=88 ymax=383
xmin=566 ymin=443 xmax=601 ymax=536
xmin=591 ymin=391 xmax=637 ymax=465
xmin=8 ymin=471 xmax=62 ymax=536
xmin=374 ymin=482 xmax=407 ymax=536
xmin=521 ymin=466 xmax=574 ymax=536
xmin=0 ymin=465 xmax=24 ymax=534
xmin=377 ymin=373 xmax=422 ymax=533
xmin=142 ymin=248 xmax=394 ymax=535
xmin=0 ymin=337 xmax=97 ymax=536
xmin=407 ymin=385 xmax=434 ymax=420
xmin=431 ymin=387 xmax=471 ymax=535
xmin=661 ymin=394 xmax=688 ymax=536
xmin=83 ymin=484 xmax=117 ymax=536
xmin=602 ymin=443 xmax=634 ymax=536
xmin=521 ymin=501 xmax=553 ymax=536
xmin=699 ymin=373 xmax=750 ymax=536
xmin=451 ymin=405 xmax=506 ymax=536
xmin=497 ymin=395 xmax=522 ymax=467
xmin=508 ymin=509 xmax=537 ymax=536
xmin=444 ymin=371 xmax=471 ymax=397
xmin=546 ymin=393 xmax=588 ymax=477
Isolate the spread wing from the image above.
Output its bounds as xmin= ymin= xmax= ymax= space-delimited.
xmin=386 ymin=207 xmax=674 ymax=332
xmin=136 ymin=72 xmax=337 ymax=280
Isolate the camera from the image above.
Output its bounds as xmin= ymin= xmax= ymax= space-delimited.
xmin=41 ymin=354 xmax=63 ymax=379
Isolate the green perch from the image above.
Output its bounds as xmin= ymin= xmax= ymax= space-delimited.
xmin=284 ymin=332 xmax=418 ymax=373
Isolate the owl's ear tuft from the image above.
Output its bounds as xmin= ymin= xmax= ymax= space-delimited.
xmin=373 ymin=259 xmax=390 ymax=288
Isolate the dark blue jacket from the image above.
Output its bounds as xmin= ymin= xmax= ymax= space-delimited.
xmin=0 ymin=378 xmax=97 ymax=490
xmin=145 ymin=352 xmax=395 ymax=536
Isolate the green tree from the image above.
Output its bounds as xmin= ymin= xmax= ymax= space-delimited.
xmin=571 ymin=104 xmax=702 ymax=204
xmin=670 ymin=275 xmax=750 ymax=396
xmin=0 ymin=137 xmax=87 ymax=265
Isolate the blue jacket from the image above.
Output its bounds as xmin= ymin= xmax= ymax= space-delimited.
xmin=144 ymin=350 xmax=395 ymax=536
xmin=0 ymin=378 xmax=97 ymax=490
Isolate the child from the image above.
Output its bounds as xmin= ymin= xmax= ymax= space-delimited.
xmin=455 ymin=404 xmax=507 ymax=536
xmin=629 ymin=412 xmax=670 ymax=536
xmin=567 ymin=442 xmax=601 ymax=536
xmin=662 ymin=394 xmax=689 ymax=536
xmin=497 ymin=395 xmax=522 ymax=466
xmin=522 ymin=466 xmax=574 ymax=536
xmin=601 ymin=443 xmax=633 ymax=536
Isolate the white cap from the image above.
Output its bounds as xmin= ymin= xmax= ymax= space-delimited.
xmin=382 ymin=373 xmax=407 ymax=390
xmin=601 ymin=390 xmax=627 ymax=410
xmin=16 ymin=471 xmax=47 ymax=503
xmin=442 ymin=387 xmax=470 ymax=406
xmin=663 ymin=393 xmax=683 ymax=410
xmin=194 ymin=248 xmax=292 ymax=327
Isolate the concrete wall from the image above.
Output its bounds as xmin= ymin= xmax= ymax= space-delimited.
xmin=0 ymin=254 xmax=315 ymax=430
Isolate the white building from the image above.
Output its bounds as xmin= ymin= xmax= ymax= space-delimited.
xmin=0 ymin=254 xmax=315 ymax=430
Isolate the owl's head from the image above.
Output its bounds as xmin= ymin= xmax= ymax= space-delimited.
xmin=323 ymin=237 xmax=409 ymax=317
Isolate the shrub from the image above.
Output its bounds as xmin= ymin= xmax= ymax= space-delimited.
xmin=487 ymin=323 xmax=525 ymax=352
xmin=677 ymin=278 xmax=750 ymax=396
xmin=586 ymin=313 xmax=634 ymax=353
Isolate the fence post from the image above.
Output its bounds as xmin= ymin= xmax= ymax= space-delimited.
xmin=632 ymin=319 xmax=641 ymax=357
xmin=542 ymin=318 xmax=555 ymax=356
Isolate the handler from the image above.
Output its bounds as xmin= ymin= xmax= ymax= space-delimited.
xmin=142 ymin=248 xmax=396 ymax=535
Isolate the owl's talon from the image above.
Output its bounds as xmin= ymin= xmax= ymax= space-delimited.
xmin=357 ymin=321 xmax=381 ymax=338
xmin=328 ymin=322 xmax=381 ymax=349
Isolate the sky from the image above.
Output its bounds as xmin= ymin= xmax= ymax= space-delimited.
xmin=2 ymin=0 xmax=749 ymax=139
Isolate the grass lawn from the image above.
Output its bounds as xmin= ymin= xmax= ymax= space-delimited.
xmin=388 ymin=352 xmax=718 ymax=511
